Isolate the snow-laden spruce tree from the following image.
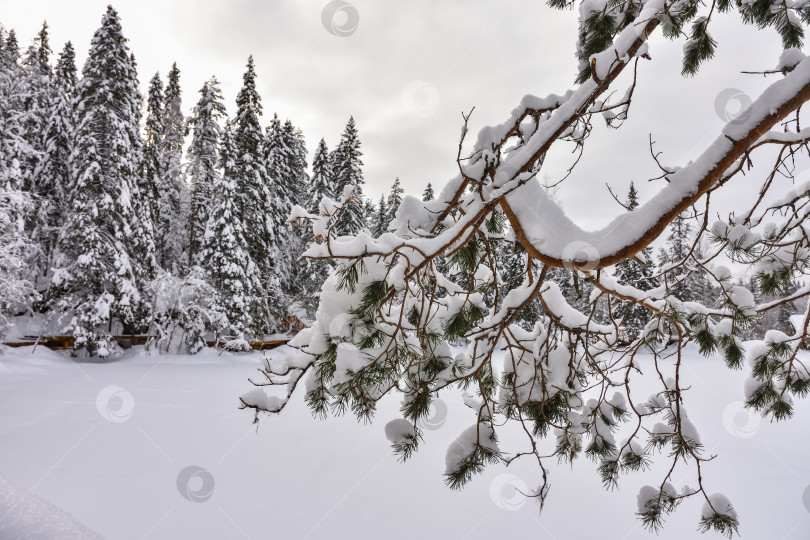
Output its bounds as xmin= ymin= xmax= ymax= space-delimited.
xmin=229 ymin=56 xmax=281 ymax=335
xmin=0 ymin=39 xmax=34 ymax=196
xmin=185 ymin=77 xmax=226 ymax=266
xmin=385 ymin=177 xmax=404 ymax=228
xmin=243 ymin=2 xmax=810 ymax=535
xmin=20 ymin=24 xmax=52 ymax=197
xmin=329 ymin=116 xmax=366 ymax=236
xmin=422 ymin=182 xmax=434 ymax=202
xmin=0 ymin=29 xmax=20 ymax=70
xmin=264 ymin=115 xmax=295 ymax=278
xmin=158 ymin=62 xmax=187 ymax=271
xmin=50 ymin=6 xmax=155 ymax=356
xmin=296 ymin=137 xmax=336 ymax=319
xmin=371 ymin=194 xmax=388 ymax=238
xmin=199 ymin=124 xmax=261 ymax=343
xmin=33 ymin=41 xmax=77 ymax=278
xmin=0 ymin=188 xmax=35 ymax=334
xmin=276 ymin=117 xmax=311 ymax=321
xmin=141 ymin=72 xmax=165 ymax=236
xmin=307 ymin=137 xmax=334 ymax=213
xmin=612 ymin=182 xmax=659 ymax=341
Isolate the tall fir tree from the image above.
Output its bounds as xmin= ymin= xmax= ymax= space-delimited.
xmin=659 ymin=212 xmax=692 ymax=300
xmin=277 ymin=117 xmax=311 ymax=311
xmin=34 ymin=22 xmax=53 ymax=77
xmin=1 ymin=29 xmax=20 ymax=69
xmin=34 ymin=41 xmax=77 ymax=277
xmin=53 ymin=41 xmax=77 ymax=89
xmin=373 ymin=194 xmax=388 ymax=238
xmin=0 ymin=32 xmax=34 ymax=262
xmin=612 ymin=182 xmax=659 ymax=341
xmin=281 ymin=118 xmax=308 ymax=205
xmin=298 ymin=137 xmax=335 ymax=318
xmin=264 ymin=114 xmax=294 ymax=249
xmin=51 ymin=6 xmax=155 ymax=355
xmin=422 ymin=182 xmax=434 ymax=202
xmin=0 ymin=32 xmax=31 ymax=194
xmin=264 ymin=113 xmax=297 ymax=315
xmin=185 ymin=76 xmax=226 ymax=266
xmin=158 ymin=62 xmax=186 ymax=270
xmin=20 ymin=42 xmax=52 ymax=196
xmin=385 ymin=177 xmax=404 ymax=227
xmin=308 ymin=137 xmax=333 ymax=214
xmin=231 ymin=56 xmax=278 ymax=334
xmin=331 ymin=116 xmax=366 ymax=235
xmin=363 ymin=198 xmax=375 ymax=228
xmin=658 ymin=211 xmax=713 ymax=303
xmin=199 ymin=124 xmax=261 ymax=340
xmin=141 ymin=72 xmax=165 ymax=233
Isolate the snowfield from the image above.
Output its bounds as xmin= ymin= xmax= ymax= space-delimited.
xmin=0 ymin=343 xmax=809 ymax=539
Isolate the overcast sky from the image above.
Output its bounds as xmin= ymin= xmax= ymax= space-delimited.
xmin=1 ymin=0 xmax=802 ymax=231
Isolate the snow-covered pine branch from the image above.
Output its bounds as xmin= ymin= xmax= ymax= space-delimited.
xmin=244 ymin=0 xmax=810 ymax=535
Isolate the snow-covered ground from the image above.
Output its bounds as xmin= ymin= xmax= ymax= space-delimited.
xmin=0 ymin=343 xmax=808 ymax=539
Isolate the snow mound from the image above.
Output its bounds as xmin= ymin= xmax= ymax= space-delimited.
xmin=0 ymin=473 xmax=105 ymax=539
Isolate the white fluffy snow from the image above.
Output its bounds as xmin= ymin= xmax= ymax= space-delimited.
xmin=1 ymin=343 xmax=809 ymax=539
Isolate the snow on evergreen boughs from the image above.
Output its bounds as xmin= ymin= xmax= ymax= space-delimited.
xmin=51 ymin=6 xmax=155 ymax=355
xmin=372 ymin=194 xmax=388 ymax=238
xmin=0 ymin=29 xmax=20 ymax=71
xmin=185 ymin=77 xmax=226 ymax=266
xmin=141 ymin=72 xmax=164 ymax=234
xmin=158 ymin=62 xmax=187 ymax=271
xmin=33 ymin=41 xmax=77 ymax=277
xmin=0 ymin=188 xmax=36 ymax=332
xmin=308 ymin=137 xmax=334 ymax=214
xmin=199 ymin=125 xmax=262 ymax=340
xmin=330 ymin=116 xmax=366 ymax=236
xmin=422 ymin=182 xmax=434 ymax=202
xmin=146 ymin=267 xmax=222 ymax=354
xmin=385 ymin=177 xmax=404 ymax=229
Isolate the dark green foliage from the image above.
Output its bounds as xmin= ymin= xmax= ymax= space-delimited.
xmin=449 ymin=238 xmax=483 ymax=273
xmin=756 ymin=268 xmax=792 ymax=297
xmin=336 ymin=258 xmax=366 ymax=293
xmin=576 ymin=11 xmax=618 ymax=83
xmin=637 ymin=487 xmax=681 ymax=533
xmin=698 ymin=511 xmax=740 ymax=539
xmin=682 ymin=17 xmax=717 ymax=76
xmin=739 ymin=0 xmax=804 ymax=49
xmin=525 ymin=394 xmax=568 ymax=437
xmin=485 ymin=209 xmax=506 ymax=235
xmin=422 ymin=182 xmax=434 ymax=201
xmin=547 ymin=0 xmax=575 ymax=9
xmin=402 ymin=391 xmax=433 ymax=422
xmin=350 ymin=280 xmax=388 ymax=319
xmin=390 ymin=426 xmax=422 ymax=462
xmin=720 ymin=335 xmax=745 ymax=369
xmin=444 ymin=436 xmax=501 ymax=490
xmin=443 ymin=303 xmax=487 ymax=341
